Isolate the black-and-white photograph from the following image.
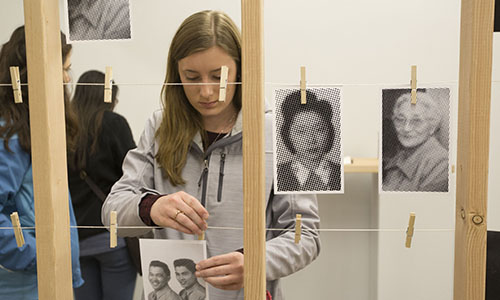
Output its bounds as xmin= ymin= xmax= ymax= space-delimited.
xmin=380 ymin=88 xmax=450 ymax=193
xmin=65 ymin=0 xmax=132 ymax=42
xmin=273 ymin=88 xmax=343 ymax=194
xmin=140 ymin=239 xmax=208 ymax=300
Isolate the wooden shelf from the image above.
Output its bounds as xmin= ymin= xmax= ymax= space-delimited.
xmin=344 ymin=157 xmax=378 ymax=173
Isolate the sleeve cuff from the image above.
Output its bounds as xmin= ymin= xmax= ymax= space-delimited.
xmin=139 ymin=194 xmax=163 ymax=226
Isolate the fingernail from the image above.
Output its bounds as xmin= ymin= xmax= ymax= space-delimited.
xmin=195 ymin=271 xmax=200 ymax=277
xmin=196 ymin=264 xmax=200 ymax=270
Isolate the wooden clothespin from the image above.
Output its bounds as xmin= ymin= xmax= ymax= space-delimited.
xmin=295 ymin=214 xmax=302 ymax=244
xmin=104 ymin=66 xmax=113 ymax=103
xmin=300 ymin=66 xmax=306 ymax=104
xmin=405 ymin=212 xmax=416 ymax=248
xmin=10 ymin=212 xmax=25 ymax=248
xmin=110 ymin=211 xmax=117 ymax=248
xmin=410 ymin=65 xmax=417 ymax=105
xmin=219 ymin=65 xmax=228 ymax=102
xmin=198 ymin=232 xmax=205 ymax=240
xmin=9 ymin=66 xmax=22 ymax=103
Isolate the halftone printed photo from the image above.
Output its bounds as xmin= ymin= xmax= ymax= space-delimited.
xmin=380 ymin=88 xmax=451 ymax=193
xmin=273 ymin=88 xmax=343 ymax=194
xmin=140 ymin=239 xmax=209 ymax=300
xmin=65 ymin=0 xmax=132 ymax=42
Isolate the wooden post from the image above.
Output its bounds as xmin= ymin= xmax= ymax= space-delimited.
xmin=23 ymin=1 xmax=74 ymax=299
xmin=454 ymin=0 xmax=494 ymax=299
xmin=241 ymin=0 xmax=266 ymax=299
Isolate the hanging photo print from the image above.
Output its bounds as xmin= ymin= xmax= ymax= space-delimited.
xmin=380 ymin=88 xmax=451 ymax=193
xmin=273 ymin=88 xmax=343 ymax=194
xmin=64 ymin=0 xmax=132 ymax=42
xmin=140 ymin=239 xmax=209 ymax=300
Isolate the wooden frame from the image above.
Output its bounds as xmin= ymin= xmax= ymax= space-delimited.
xmin=23 ymin=0 xmax=73 ymax=299
xmin=453 ymin=0 xmax=495 ymax=299
xmin=21 ymin=0 xmax=494 ymax=299
xmin=241 ymin=0 xmax=267 ymax=299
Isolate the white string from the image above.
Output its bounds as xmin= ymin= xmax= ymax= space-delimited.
xmin=0 ymin=80 xmax=469 ymax=88
xmin=0 ymin=83 xmax=29 ymax=87
xmin=265 ymin=80 xmax=459 ymax=87
xmin=0 ymin=225 xmax=455 ymax=232
xmin=0 ymin=82 xmax=243 ymax=87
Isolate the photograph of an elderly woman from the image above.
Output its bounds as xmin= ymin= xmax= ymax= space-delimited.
xmin=274 ymin=88 xmax=343 ymax=194
xmin=381 ymin=88 xmax=450 ymax=192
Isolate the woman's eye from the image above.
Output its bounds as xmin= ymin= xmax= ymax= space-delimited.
xmin=185 ymin=76 xmax=199 ymax=81
xmin=213 ymin=76 xmax=221 ymax=80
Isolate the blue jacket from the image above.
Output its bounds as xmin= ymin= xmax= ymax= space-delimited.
xmin=0 ymin=131 xmax=84 ymax=299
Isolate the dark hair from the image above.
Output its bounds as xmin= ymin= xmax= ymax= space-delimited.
xmin=0 ymin=26 xmax=76 ymax=153
xmin=280 ymin=90 xmax=335 ymax=154
xmin=149 ymin=260 xmax=170 ymax=277
xmin=173 ymin=258 xmax=196 ymax=274
xmin=70 ymin=70 xmax=118 ymax=170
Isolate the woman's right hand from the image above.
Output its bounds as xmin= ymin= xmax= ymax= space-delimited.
xmin=150 ymin=191 xmax=209 ymax=235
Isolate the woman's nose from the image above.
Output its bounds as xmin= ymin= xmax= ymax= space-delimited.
xmin=63 ymin=71 xmax=71 ymax=84
xmin=403 ymin=119 xmax=413 ymax=131
xmin=306 ymin=132 xmax=319 ymax=144
xmin=200 ymin=81 xmax=214 ymax=98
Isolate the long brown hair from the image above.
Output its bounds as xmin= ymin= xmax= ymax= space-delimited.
xmin=0 ymin=26 xmax=77 ymax=153
xmin=70 ymin=70 xmax=118 ymax=170
xmin=156 ymin=10 xmax=242 ymax=185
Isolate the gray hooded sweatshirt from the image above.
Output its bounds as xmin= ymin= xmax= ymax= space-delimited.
xmin=102 ymin=110 xmax=321 ymax=300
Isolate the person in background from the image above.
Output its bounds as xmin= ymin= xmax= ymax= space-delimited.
xmin=276 ymin=89 xmax=341 ymax=192
xmin=487 ymin=230 xmax=500 ymax=299
xmin=148 ymin=260 xmax=181 ymax=300
xmin=68 ymin=70 xmax=137 ymax=300
xmin=174 ymin=258 xmax=206 ymax=300
xmin=0 ymin=25 xmax=83 ymax=299
xmin=102 ymin=10 xmax=320 ymax=300
xmin=382 ymin=91 xmax=448 ymax=192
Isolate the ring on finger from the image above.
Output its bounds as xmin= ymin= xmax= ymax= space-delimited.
xmin=174 ymin=210 xmax=184 ymax=221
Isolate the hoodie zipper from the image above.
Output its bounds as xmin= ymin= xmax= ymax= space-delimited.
xmin=197 ymin=158 xmax=209 ymax=206
xmin=217 ymin=152 xmax=226 ymax=202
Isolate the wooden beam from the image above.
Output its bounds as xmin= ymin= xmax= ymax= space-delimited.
xmin=23 ymin=1 xmax=73 ymax=299
xmin=241 ymin=0 xmax=266 ymax=299
xmin=454 ymin=0 xmax=494 ymax=299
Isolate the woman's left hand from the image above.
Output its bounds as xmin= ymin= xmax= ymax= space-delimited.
xmin=195 ymin=252 xmax=244 ymax=290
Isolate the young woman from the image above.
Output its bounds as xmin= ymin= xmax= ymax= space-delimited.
xmin=68 ymin=70 xmax=137 ymax=300
xmin=0 ymin=26 xmax=83 ymax=299
xmin=102 ymin=10 xmax=320 ymax=300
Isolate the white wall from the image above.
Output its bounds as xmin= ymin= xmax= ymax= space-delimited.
xmin=2 ymin=0 xmax=499 ymax=299
xmin=489 ymin=39 xmax=500 ymax=231
xmin=265 ymin=2 xmax=459 ymax=299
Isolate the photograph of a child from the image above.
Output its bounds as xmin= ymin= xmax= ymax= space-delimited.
xmin=140 ymin=239 xmax=208 ymax=300
xmin=273 ymin=88 xmax=343 ymax=194
xmin=380 ymin=88 xmax=450 ymax=193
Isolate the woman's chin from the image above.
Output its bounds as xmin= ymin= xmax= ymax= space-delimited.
xmin=296 ymin=155 xmax=322 ymax=166
xmin=399 ymin=139 xmax=425 ymax=149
